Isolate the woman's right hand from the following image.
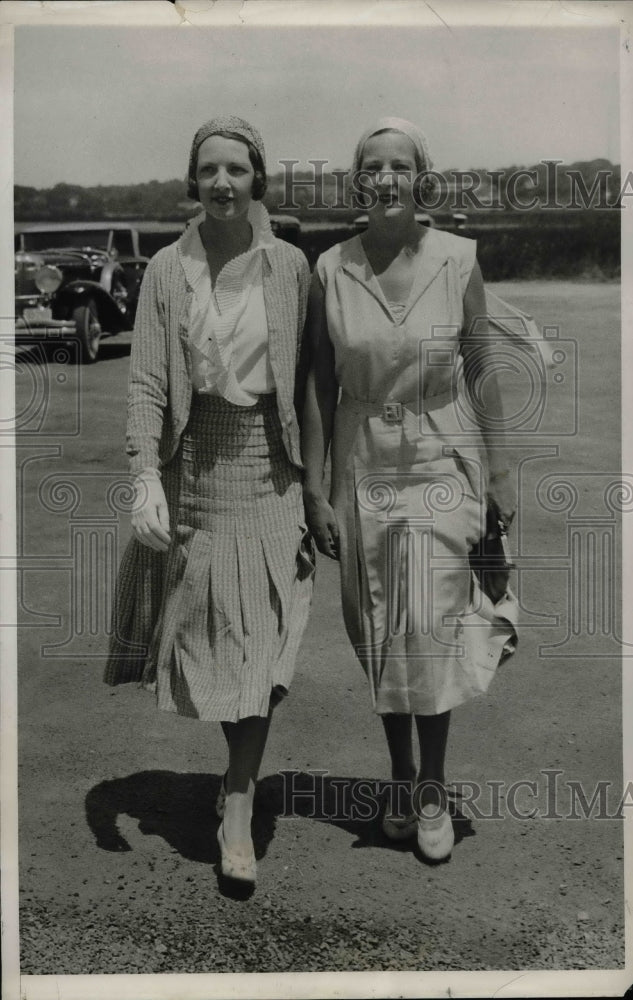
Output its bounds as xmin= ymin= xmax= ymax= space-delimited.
xmin=303 ymin=489 xmax=340 ymax=560
xmin=131 ymin=470 xmax=171 ymax=552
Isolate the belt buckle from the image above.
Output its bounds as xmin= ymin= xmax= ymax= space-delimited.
xmin=382 ymin=402 xmax=404 ymax=423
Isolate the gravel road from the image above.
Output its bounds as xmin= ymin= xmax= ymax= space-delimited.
xmin=14 ymin=282 xmax=626 ymax=983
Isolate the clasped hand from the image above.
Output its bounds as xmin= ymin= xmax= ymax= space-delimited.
xmin=303 ymin=489 xmax=340 ymax=560
xmin=131 ymin=470 xmax=171 ymax=552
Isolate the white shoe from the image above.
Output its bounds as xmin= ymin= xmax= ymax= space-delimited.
xmin=217 ymin=821 xmax=256 ymax=884
xmin=417 ymin=805 xmax=454 ymax=861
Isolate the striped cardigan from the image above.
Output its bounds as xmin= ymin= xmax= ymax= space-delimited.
xmin=104 ymin=232 xmax=310 ymax=686
xmin=126 ymin=232 xmax=311 ymax=475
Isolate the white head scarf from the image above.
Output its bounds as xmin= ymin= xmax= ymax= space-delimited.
xmin=352 ymin=116 xmax=433 ymax=176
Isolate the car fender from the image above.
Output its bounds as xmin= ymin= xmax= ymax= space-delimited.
xmin=114 ymin=256 xmax=149 ymax=317
xmin=53 ymin=280 xmax=130 ymax=333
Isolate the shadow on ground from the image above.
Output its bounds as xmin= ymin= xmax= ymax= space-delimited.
xmin=85 ymin=769 xmax=474 ymax=867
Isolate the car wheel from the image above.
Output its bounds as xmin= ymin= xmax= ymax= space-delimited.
xmin=72 ymin=298 xmax=102 ymax=363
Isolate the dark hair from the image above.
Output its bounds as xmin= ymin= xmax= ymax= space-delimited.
xmin=187 ymin=130 xmax=267 ymax=202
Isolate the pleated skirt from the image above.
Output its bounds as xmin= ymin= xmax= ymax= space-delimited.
xmin=132 ymin=393 xmax=314 ymax=722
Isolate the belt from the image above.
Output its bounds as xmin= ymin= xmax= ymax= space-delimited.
xmin=339 ymin=385 xmax=457 ymax=424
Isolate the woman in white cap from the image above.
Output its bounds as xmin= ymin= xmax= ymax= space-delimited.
xmin=302 ymin=117 xmax=517 ymax=862
xmin=105 ymin=116 xmax=314 ymax=886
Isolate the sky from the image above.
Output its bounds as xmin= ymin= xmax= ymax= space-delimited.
xmin=13 ymin=23 xmax=620 ymax=188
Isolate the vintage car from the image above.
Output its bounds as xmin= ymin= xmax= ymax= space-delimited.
xmin=133 ymin=214 xmax=302 ymax=257
xmin=15 ymin=216 xmax=301 ymax=363
xmin=14 ymin=222 xmax=150 ymax=362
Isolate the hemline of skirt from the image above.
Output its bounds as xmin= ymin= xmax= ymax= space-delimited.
xmin=139 ymin=676 xmax=289 ymax=723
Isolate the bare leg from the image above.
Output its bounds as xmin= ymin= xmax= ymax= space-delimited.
xmin=381 ymin=713 xmax=417 ymax=815
xmin=414 ymin=710 xmax=450 ymax=812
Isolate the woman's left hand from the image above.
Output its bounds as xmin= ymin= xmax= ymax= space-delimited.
xmin=487 ymin=472 xmax=517 ymax=529
xmin=303 ymin=489 xmax=340 ymax=560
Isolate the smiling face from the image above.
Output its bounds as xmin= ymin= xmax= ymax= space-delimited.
xmin=195 ymin=135 xmax=255 ymax=222
xmin=357 ymin=131 xmax=419 ymax=219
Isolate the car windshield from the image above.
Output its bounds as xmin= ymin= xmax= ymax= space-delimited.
xmin=20 ymin=230 xmax=110 ymax=252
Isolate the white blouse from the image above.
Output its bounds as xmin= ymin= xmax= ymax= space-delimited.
xmin=179 ymin=202 xmax=276 ymax=406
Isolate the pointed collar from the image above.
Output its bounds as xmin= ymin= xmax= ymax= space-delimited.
xmin=339 ymin=228 xmax=451 ymax=322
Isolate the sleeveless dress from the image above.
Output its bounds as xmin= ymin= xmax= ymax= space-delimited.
xmin=317 ymin=227 xmax=517 ymax=716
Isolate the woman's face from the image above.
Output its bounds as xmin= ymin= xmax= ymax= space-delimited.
xmin=195 ymin=135 xmax=255 ymax=222
xmin=358 ymin=131 xmax=418 ymax=218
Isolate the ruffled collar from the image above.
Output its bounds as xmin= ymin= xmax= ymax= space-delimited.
xmin=176 ymin=200 xmax=275 ymax=406
xmin=177 ymin=200 xmax=275 ymax=291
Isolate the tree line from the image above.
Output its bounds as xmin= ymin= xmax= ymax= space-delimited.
xmin=14 ymin=160 xmax=621 ymax=222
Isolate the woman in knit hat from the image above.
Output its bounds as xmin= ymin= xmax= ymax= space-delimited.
xmin=302 ymin=117 xmax=517 ymax=863
xmin=105 ymin=116 xmax=314 ymax=886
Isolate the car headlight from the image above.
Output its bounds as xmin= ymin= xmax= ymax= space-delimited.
xmin=35 ymin=264 xmax=63 ymax=294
